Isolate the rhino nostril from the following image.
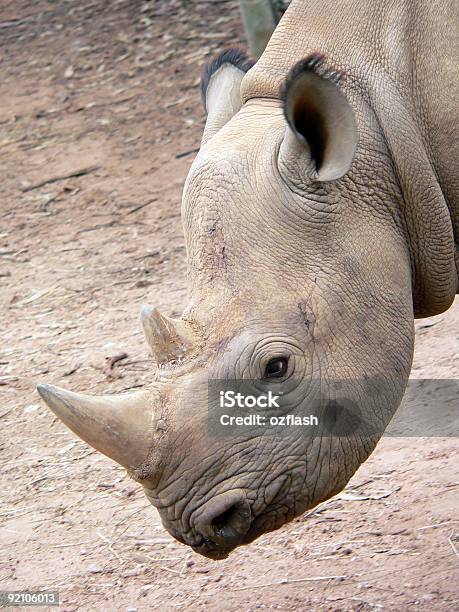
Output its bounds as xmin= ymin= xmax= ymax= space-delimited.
xmin=192 ymin=491 xmax=252 ymax=552
xmin=210 ymin=499 xmax=252 ymax=542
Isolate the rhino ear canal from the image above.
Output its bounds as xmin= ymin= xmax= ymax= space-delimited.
xmin=279 ymin=54 xmax=358 ymax=183
xmin=200 ymin=48 xmax=255 ymax=145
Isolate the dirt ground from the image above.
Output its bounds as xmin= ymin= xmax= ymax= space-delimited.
xmin=0 ymin=1 xmax=458 ymax=610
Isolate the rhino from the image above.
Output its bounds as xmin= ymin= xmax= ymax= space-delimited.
xmin=38 ymin=0 xmax=458 ymax=559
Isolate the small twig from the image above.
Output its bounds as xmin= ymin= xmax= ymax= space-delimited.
xmin=97 ymin=531 xmax=122 ymax=561
xmin=40 ymin=191 xmax=63 ymax=211
xmin=0 ymin=17 xmax=34 ymax=29
xmin=302 ymin=497 xmax=337 ymax=519
xmin=21 ymin=165 xmax=99 ymax=192
xmin=141 ymin=556 xmax=182 ymax=575
xmin=0 ymin=248 xmax=28 ymax=257
xmin=105 ymin=352 xmax=128 ymax=370
xmin=63 ymin=362 xmax=81 ymax=377
xmin=448 ymin=535 xmax=459 ymax=561
xmin=129 ymin=538 xmax=171 ymax=545
xmin=14 ymin=288 xmax=52 ymax=307
xmin=27 ymin=476 xmax=48 ymax=486
xmin=122 ymin=359 xmax=151 ymax=365
xmin=51 ymin=540 xmax=93 ymax=548
xmin=0 ymin=506 xmax=30 ymax=516
xmin=233 ymin=575 xmax=347 ymax=591
xmin=175 ymin=148 xmax=199 ymax=159
xmin=77 ymin=219 xmax=116 ymax=234
xmin=349 ymin=598 xmax=383 ymax=609
xmin=71 ymin=94 xmax=138 ymax=113
xmin=125 ymin=198 xmax=157 ymax=215
xmin=143 ymin=557 xmax=182 ymax=562
xmin=418 ymin=520 xmax=458 ymax=530
xmin=114 ymin=504 xmax=151 ymax=529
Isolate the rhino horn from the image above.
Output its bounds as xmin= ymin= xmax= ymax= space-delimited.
xmin=37 ymin=384 xmax=155 ymax=470
xmin=140 ymin=305 xmax=191 ymax=365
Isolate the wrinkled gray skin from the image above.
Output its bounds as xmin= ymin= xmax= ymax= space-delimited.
xmin=38 ymin=0 xmax=458 ymax=559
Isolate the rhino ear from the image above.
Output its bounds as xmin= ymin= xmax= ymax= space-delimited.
xmin=201 ymin=48 xmax=255 ymax=145
xmin=279 ymin=54 xmax=358 ymax=183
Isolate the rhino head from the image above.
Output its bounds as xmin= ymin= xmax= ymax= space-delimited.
xmin=38 ymin=49 xmax=455 ymax=559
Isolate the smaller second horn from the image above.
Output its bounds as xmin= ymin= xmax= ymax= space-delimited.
xmin=141 ymin=305 xmax=189 ymax=365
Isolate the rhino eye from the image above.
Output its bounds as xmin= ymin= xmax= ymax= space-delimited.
xmin=264 ymin=357 xmax=289 ymax=379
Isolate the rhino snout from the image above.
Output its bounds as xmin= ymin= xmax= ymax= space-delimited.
xmin=188 ymin=490 xmax=252 ymax=559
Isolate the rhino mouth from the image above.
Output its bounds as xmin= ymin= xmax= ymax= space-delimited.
xmin=154 ymin=472 xmax=298 ymax=559
xmin=185 ymin=498 xmax=294 ymax=559
xmin=192 ymin=538 xmax=233 ymax=560
xmin=189 ymin=504 xmax=296 ymax=559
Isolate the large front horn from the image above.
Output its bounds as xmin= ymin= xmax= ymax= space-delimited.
xmin=141 ymin=305 xmax=192 ymax=365
xmin=37 ymin=384 xmax=156 ymax=470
